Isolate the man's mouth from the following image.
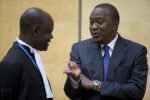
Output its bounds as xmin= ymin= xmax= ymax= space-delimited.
xmin=92 ymin=33 xmax=100 ymax=37
xmin=91 ymin=32 xmax=103 ymax=40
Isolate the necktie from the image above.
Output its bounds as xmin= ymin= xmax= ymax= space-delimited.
xmin=103 ymin=45 xmax=110 ymax=80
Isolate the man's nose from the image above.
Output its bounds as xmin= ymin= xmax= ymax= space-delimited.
xmin=91 ymin=23 xmax=98 ymax=30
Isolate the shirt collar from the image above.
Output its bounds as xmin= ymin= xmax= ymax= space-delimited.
xmin=16 ymin=37 xmax=37 ymax=53
xmin=101 ymin=33 xmax=118 ymax=51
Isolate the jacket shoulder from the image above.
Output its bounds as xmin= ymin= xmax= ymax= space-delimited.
xmin=122 ymin=37 xmax=146 ymax=49
xmin=73 ymin=38 xmax=93 ymax=46
xmin=2 ymin=43 xmax=26 ymax=64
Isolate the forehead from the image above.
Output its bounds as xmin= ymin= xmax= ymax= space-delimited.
xmin=90 ymin=7 xmax=111 ymax=19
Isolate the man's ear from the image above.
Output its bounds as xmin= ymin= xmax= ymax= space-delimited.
xmin=31 ymin=25 xmax=39 ymax=37
xmin=113 ymin=20 xmax=119 ymax=31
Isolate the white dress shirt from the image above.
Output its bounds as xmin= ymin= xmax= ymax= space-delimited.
xmin=101 ymin=34 xmax=118 ymax=57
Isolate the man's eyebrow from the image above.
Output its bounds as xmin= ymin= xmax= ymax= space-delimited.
xmin=90 ymin=16 xmax=103 ymax=19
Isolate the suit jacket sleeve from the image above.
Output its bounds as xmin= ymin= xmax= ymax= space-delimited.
xmin=64 ymin=43 xmax=85 ymax=100
xmin=101 ymin=46 xmax=148 ymax=100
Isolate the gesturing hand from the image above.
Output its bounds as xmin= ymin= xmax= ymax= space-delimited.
xmin=63 ymin=61 xmax=81 ymax=81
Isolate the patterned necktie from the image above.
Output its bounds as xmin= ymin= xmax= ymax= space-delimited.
xmin=103 ymin=45 xmax=110 ymax=80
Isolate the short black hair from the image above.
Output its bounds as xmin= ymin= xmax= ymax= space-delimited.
xmin=95 ymin=3 xmax=120 ymax=22
xmin=20 ymin=7 xmax=47 ymax=34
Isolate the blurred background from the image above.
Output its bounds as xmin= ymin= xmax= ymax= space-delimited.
xmin=0 ymin=0 xmax=149 ymax=99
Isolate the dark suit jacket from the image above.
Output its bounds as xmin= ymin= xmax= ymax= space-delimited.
xmin=2 ymin=42 xmax=52 ymax=100
xmin=64 ymin=35 xmax=148 ymax=100
xmin=0 ymin=62 xmax=22 ymax=100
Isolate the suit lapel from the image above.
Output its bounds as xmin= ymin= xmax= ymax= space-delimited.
xmin=13 ymin=42 xmax=44 ymax=81
xmin=88 ymin=39 xmax=104 ymax=81
xmin=106 ymin=35 xmax=127 ymax=80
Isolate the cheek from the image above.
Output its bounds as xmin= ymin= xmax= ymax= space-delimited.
xmin=36 ymin=36 xmax=46 ymax=45
xmin=102 ymin=24 xmax=113 ymax=32
xmin=41 ymin=34 xmax=48 ymax=40
xmin=97 ymin=23 xmax=107 ymax=31
xmin=45 ymin=34 xmax=51 ymax=39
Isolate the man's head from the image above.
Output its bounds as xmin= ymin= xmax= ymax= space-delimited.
xmin=19 ymin=7 xmax=54 ymax=51
xmin=89 ymin=3 xmax=119 ymax=44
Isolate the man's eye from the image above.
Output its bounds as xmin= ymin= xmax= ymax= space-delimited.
xmin=97 ymin=20 xmax=103 ymax=24
xmin=98 ymin=22 xmax=103 ymax=25
xmin=97 ymin=19 xmax=105 ymax=24
xmin=90 ymin=21 xmax=94 ymax=25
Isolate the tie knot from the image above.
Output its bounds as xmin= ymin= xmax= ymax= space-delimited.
xmin=103 ymin=45 xmax=109 ymax=52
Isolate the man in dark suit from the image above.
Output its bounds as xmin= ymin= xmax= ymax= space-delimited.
xmin=64 ymin=3 xmax=148 ymax=100
xmin=2 ymin=7 xmax=54 ymax=100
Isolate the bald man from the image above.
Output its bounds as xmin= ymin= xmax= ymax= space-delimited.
xmin=2 ymin=7 xmax=54 ymax=100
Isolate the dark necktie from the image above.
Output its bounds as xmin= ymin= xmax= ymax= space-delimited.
xmin=103 ymin=45 xmax=110 ymax=80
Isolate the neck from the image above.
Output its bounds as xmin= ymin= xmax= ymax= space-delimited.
xmin=19 ymin=34 xmax=32 ymax=47
xmin=104 ymin=32 xmax=117 ymax=45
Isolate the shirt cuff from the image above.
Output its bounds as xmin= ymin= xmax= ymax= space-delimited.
xmin=70 ymin=76 xmax=81 ymax=89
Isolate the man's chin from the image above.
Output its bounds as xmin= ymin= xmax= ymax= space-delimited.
xmin=43 ymin=47 xmax=48 ymax=51
xmin=38 ymin=47 xmax=48 ymax=51
xmin=92 ymin=37 xmax=101 ymax=43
